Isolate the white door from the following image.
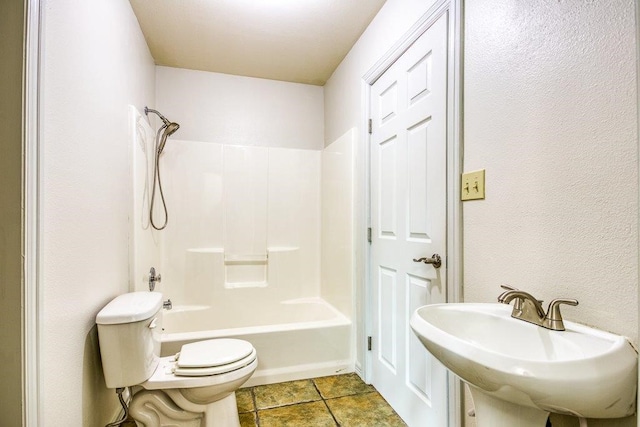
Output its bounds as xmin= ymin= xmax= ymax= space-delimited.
xmin=369 ymin=13 xmax=449 ymax=427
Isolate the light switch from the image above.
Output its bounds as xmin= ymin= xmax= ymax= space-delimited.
xmin=461 ymin=169 xmax=485 ymax=201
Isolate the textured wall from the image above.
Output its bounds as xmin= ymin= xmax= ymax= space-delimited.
xmin=0 ymin=0 xmax=25 ymax=424
xmin=41 ymin=0 xmax=156 ymax=425
xmin=463 ymin=1 xmax=637 ymax=426
xmin=156 ymin=66 xmax=325 ymax=150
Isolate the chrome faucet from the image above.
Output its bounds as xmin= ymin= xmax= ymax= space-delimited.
xmin=498 ymin=288 xmax=578 ymax=331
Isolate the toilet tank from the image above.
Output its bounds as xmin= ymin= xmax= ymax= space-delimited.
xmin=96 ymin=291 xmax=164 ymax=388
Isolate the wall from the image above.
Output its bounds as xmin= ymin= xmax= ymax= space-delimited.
xmin=0 ymin=0 xmax=25 ymax=424
xmin=463 ymin=1 xmax=637 ymax=426
xmin=41 ymin=0 xmax=156 ymax=425
xmin=323 ymin=0 xmax=439 ymax=373
xmin=156 ymin=66 xmax=325 ymax=150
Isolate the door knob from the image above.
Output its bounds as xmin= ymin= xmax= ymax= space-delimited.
xmin=412 ymin=254 xmax=442 ymax=269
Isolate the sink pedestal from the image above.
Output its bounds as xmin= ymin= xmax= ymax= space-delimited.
xmin=470 ymin=388 xmax=549 ymax=427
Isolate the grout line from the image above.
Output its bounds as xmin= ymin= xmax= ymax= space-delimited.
xmin=251 ymin=387 xmax=261 ymax=427
xmin=312 ymin=377 xmax=340 ymax=426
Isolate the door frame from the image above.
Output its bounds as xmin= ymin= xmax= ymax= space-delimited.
xmin=24 ymin=0 xmax=43 ymax=424
xmin=358 ymin=0 xmax=463 ymax=425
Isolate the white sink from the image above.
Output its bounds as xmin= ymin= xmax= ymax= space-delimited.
xmin=410 ymin=303 xmax=637 ymax=426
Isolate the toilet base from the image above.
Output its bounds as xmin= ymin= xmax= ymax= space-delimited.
xmin=129 ymin=389 xmax=240 ymax=427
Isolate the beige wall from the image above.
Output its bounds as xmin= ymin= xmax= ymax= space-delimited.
xmin=0 ymin=0 xmax=25 ymax=425
xmin=463 ymin=1 xmax=637 ymax=426
xmin=41 ymin=0 xmax=155 ymax=424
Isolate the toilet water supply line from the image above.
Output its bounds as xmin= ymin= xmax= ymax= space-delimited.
xmin=105 ymin=387 xmax=130 ymax=427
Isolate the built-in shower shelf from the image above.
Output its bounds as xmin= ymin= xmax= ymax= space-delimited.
xmin=225 ymin=281 xmax=268 ymax=289
xmin=225 ymin=254 xmax=268 ymax=264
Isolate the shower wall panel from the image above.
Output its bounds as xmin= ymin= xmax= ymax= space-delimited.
xmin=321 ymin=129 xmax=355 ymax=317
xmin=133 ymin=139 xmax=321 ymax=302
xmin=223 ymin=145 xmax=269 ymax=259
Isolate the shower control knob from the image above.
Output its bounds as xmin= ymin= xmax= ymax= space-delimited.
xmin=163 ymin=299 xmax=172 ymax=310
xmin=148 ymin=267 xmax=161 ymax=291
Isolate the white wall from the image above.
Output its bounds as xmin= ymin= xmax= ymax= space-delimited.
xmin=156 ymin=66 xmax=325 ymax=150
xmin=463 ymin=1 xmax=637 ymax=427
xmin=464 ymin=0 xmax=637 ymax=333
xmin=41 ymin=0 xmax=156 ymax=425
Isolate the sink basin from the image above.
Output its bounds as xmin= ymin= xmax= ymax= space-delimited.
xmin=410 ymin=303 xmax=637 ymax=426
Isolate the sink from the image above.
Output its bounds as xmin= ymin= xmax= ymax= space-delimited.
xmin=410 ymin=303 xmax=637 ymax=426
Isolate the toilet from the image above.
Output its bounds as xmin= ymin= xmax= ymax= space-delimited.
xmin=96 ymin=291 xmax=257 ymax=427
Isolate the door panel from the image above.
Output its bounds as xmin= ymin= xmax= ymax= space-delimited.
xmin=370 ymin=12 xmax=449 ymax=427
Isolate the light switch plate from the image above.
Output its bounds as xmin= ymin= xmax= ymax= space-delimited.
xmin=461 ymin=169 xmax=485 ymax=201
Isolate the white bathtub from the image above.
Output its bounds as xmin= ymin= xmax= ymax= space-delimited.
xmin=160 ymin=298 xmax=353 ymax=386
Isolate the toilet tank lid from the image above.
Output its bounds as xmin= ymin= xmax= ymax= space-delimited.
xmin=96 ymin=292 xmax=163 ymax=325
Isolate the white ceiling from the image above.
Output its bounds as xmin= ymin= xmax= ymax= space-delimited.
xmin=129 ymin=0 xmax=387 ymax=86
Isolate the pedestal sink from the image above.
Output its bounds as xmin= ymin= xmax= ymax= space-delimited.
xmin=410 ymin=303 xmax=637 ymax=427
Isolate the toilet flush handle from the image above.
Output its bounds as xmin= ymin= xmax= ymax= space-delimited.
xmin=148 ymin=317 xmax=158 ymax=329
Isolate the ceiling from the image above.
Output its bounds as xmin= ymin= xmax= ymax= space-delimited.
xmin=128 ymin=0 xmax=387 ymax=86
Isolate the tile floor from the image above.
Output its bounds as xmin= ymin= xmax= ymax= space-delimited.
xmin=237 ymin=373 xmax=406 ymax=427
xmin=120 ymin=373 xmax=406 ymax=426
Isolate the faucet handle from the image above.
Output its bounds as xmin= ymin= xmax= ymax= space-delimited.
xmin=498 ymin=285 xmax=543 ymax=311
xmin=545 ymin=298 xmax=578 ymax=331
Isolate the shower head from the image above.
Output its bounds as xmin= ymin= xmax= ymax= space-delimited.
xmin=145 ymin=106 xmax=180 ymax=153
xmin=158 ymin=122 xmax=180 ymax=154
xmin=165 ymin=121 xmax=180 ymax=137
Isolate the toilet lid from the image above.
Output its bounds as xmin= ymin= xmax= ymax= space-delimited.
xmin=176 ymin=338 xmax=255 ymax=369
xmin=173 ymin=348 xmax=257 ymax=377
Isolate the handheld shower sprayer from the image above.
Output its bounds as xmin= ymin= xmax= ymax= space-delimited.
xmin=144 ymin=107 xmax=180 ymax=154
xmin=144 ymin=106 xmax=180 ymax=230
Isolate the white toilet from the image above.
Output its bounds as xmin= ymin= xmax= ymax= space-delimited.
xmin=96 ymin=291 xmax=257 ymax=427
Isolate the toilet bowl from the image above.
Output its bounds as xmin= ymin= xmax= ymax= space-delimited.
xmin=96 ymin=291 xmax=257 ymax=427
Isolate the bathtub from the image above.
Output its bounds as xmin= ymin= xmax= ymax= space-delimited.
xmin=160 ymin=297 xmax=353 ymax=386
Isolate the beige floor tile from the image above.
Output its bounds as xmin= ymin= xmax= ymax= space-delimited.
xmin=313 ymin=373 xmax=375 ymax=399
xmin=259 ymin=401 xmax=337 ymax=427
xmin=254 ymin=379 xmax=321 ymax=409
xmin=326 ymin=391 xmax=407 ymax=427
xmin=239 ymin=411 xmax=257 ymax=427
xmin=236 ymin=388 xmax=254 ymax=413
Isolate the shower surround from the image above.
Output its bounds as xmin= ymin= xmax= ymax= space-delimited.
xmin=130 ymin=106 xmax=355 ymax=385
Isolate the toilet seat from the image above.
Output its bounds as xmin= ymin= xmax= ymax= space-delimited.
xmin=141 ymin=338 xmax=258 ymax=390
xmin=173 ymin=338 xmax=256 ymax=377
xmin=173 ymin=348 xmax=257 ymax=377
xmin=177 ymin=339 xmax=254 ymax=368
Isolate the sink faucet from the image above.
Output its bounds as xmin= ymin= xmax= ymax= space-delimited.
xmin=498 ymin=289 xmax=578 ymax=331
